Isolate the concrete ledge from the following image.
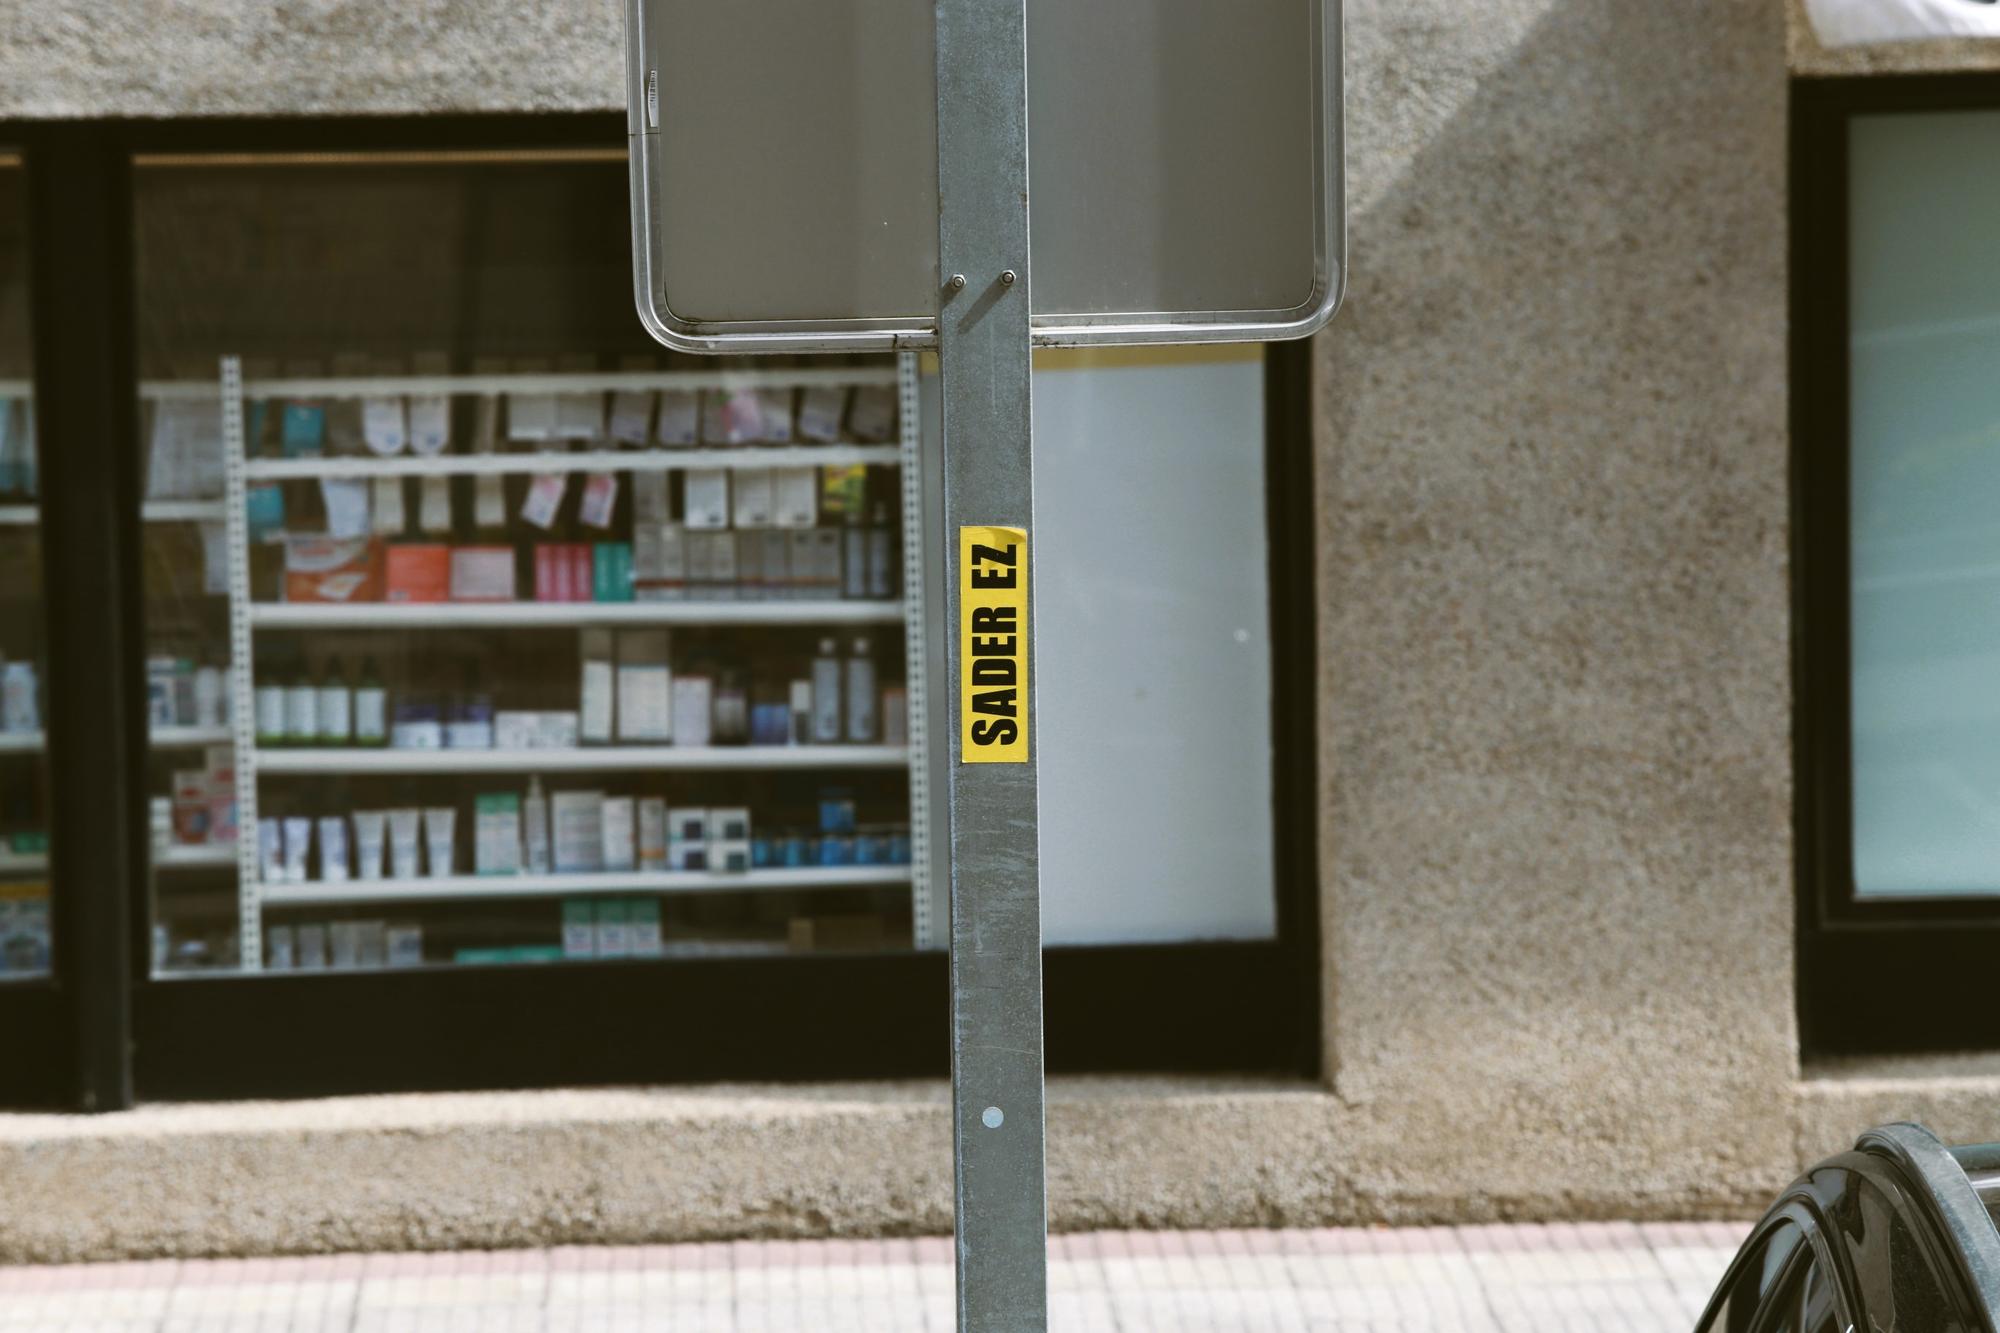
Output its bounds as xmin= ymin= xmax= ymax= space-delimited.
xmin=1795 ymin=1053 xmax=2000 ymax=1165
xmin=0 ymin=1073 xmax=1789 ymax=1266
xmin=0 ymin=1077 xmax=1337 ymax=1265
xmin=1787 ymin=0 xmax=2000 ymax=75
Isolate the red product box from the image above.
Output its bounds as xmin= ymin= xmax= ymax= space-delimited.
xmin=450 ymin=546 xmax=516 ymax=602
xmin=384 ymin=544 xmax=451 ymax=603
xmin=568 ymin=545 xmax=593 ymax=603
xmin=534 ymin=545 xmax=555 ymax=602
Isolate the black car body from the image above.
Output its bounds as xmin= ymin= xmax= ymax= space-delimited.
xmin=1697 ymin=1123 xmax=2000 ymax=1332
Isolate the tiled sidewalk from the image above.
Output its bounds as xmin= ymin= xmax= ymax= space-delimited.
xmin=0 ymin=1222 xmax=1745 ymax=1332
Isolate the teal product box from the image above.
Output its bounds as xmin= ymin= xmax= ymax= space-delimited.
xmin=595 ymin=899 xmax=632 ymax=959
xmin=281 ymin=402 xmax=326 ymax=457
xmin=593 ymin=543 xmax=634 ymax=602
xmin=628 ymin=898 xmax=664 ymax=958
xmin=561 ymin=899 xmax=596 ymax=959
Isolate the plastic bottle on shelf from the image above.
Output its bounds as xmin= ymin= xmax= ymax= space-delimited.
xmin=523 ymin=776 xmax=551 ymax=874
xmin=866 ymin=503 xmax=895 ymax=600
xmin=284 ymin=660 xmax=319 ymax=747
xmin=845 ymin=637 xmax=877 ymax=743
xmin=317 ymin=654 xmax=352 ymax=746
xmin=254 ymin=670 xmax=287 ymax=748
xmin=354 ymin=656 xmax=388 ymax=748
xmin=811 ymin=637 xmax=843 ymax=744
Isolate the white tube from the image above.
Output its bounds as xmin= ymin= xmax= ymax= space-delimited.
xmin=281 ymin=816 xmax=312 ymax=885
xmin=424 ymin=807 xmax=456 ymax=879
xmin=257 ymin=817 xmax=283 ymax=883
xmin=317 ymin=815 xmax=350 ymax=883
xmin=388 ymin=808 xmax=421 ymax=880
xmin=352 ymin=810 xmax=386 ymax=881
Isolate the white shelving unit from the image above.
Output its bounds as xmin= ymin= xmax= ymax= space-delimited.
xmin=262 ymin=865 xmax=911 ymax=908
xmin=153 ymin=724 xmax=233 ymax=749
xmin=249 ymin=601 xmax=901 ymax=630
xmin=0 ymin=847 xmax=48 ymax=876
xmin=214 ymin=355 xmax=934 ymax=968
xmin=0 ymin=731 xmax=41 ymax=753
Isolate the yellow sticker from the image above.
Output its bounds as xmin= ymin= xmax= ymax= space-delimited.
xmin=959 ymin=525 xmax=1028 ymax=764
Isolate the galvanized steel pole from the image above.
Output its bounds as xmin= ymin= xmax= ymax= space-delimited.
xmin=934 ymin=0 xmax=1048 ymax=1327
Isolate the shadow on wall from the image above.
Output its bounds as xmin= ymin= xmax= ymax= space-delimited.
xmin=1311 ymin=0 xmax=1792 ymax=1215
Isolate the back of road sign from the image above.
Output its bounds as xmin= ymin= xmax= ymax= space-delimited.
xmin=625 ymin=0 xmax=1344 ymax=352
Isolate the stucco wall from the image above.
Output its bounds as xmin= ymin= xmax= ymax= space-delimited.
xmin=1316 ymin=0 xmax=1796 ymax=1212
xmin=0 ymin=0 xmax=1908 ymax=1253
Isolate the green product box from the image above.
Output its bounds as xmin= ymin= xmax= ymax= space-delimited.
xmin=594 ymin=543 xmax=634 ymax=602
xmin=628 ymin=898 xmax=664 ymax=958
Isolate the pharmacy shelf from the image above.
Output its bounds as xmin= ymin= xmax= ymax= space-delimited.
xmin=249 ymin=600 xmax=902 ymax=630
xmin=152 ymin=724 xmax=233 ymax=749
xmin=238 ymin=365 xmax=898 ymax=400
xmin=0 ymin=848 xmax=48 ymax=876
xmin=3 ymin=499 xmax=226 ymax=525
xmin=155 ymin=843 xmax=237 ymax=870
xmin=259 ymin=865 xmax=911 ymax=908
xmin=243 ymin=444 xmax=898 ymax=481
xmin=0 ymin=725 xmax=233 ymax=754
xmin=254 ymin=744 xmax=908 ymax=775
xmin=143 ymin=499 xmax=229 ymax=523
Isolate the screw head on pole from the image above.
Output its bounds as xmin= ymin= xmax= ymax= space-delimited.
xmin=999 ymin=270 xmax=1017 ymax=286
xmin=948 ymin=273 xmax=967 ymax=291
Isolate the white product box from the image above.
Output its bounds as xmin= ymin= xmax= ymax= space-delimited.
xmin=735 ymin=531 xmax=765 ymax=600
xmin=552 ymin=791 xmax=606 ymax=873
xmin=475 ymin=793 xmax=523 ymax=875
xmin=265 ymin=925 xmax=296 ymax=970
xmin=580 ymin=629 xmax=615 ymax=744
xmin=760 ymin=531 xmax=790 ymax=596
xmin=786 ymin=530 xmax=817 ymax=602
xmin=615 ymin=630 xmax=672 ymax=743
xmin=601 ymin=796 xmax=636 ymax=872
xmin=733 ymin=468 xmax=775 ymax=528
xmin=706 ymin=807 xmax=752 ymax=842
xmin=667 ymin=807 xmax=708 ymax=843
xmin=668 ymin=841 xmax=710 ymax=872
xmin=684 ymin=469 xmax=730 ymax=529
xmin=710 ymin=839 xmax=752 ymax=873
xmin=811 ymin=529 xmax=844 ymax=598
xmin=708 ymin=529 xmax=739 ymax=598
xmin=774 ymin=467 xmax=817 ymax=528
xmin=671 ymin=676 xmax=713 ymax=748
xmin=631 ymin=469 xmax=670 ymax=522
xmin=797 ymin=385 xmax=848 ymax=442
xmin=329 ymin=920 xmax=361 ymax=969
xmin=355 ymin=920 xmax=387 ymax=968
xmin=296 ymin=923 xmax=329 ymax=970
xmin=562 ymin=900 xmax=596 ymax=958
xmin=538 ymin=712 xmax=580 ymax=749
xmin=655 ymin=389 xmax=700 ymax=446
xmin=494 ymin=711 xmax=540 ymax=750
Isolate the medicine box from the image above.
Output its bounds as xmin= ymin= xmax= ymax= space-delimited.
xmin=668 ymin=807 xmax=707 ymax=843
xmin=449 ymin=546 xmax=515 ymax=602
xmin=706 ymin=807 xmax=752 ymax=842
xmin=615 ymin=630 xmax=672 ymax=743
xmin=595 ymin=900 xmax=631 ymax=959
xmin=628 ymin=899 xmax=664 ymax=957
xmin=562 ymin=899 xmax=596 ymax=958
xmin=684 ymin=469 xmax=730 ymax=529
xmin=384 ymin=544 xmax=451 ymax=603
xmin=284 ymin=536 xmax=382 ymax=604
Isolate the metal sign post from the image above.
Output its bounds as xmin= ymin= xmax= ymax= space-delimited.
xmin=624 ymin=3 xmax=1344 ymax=1325
xmin=933 ymin=2 xmax=1046 ymax=1325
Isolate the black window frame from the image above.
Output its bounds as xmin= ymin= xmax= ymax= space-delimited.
xmin=0 ymin=111 xmax=1323 ymax=1108
xmin=1794 ymin=73 xmax=2000 ymax=1056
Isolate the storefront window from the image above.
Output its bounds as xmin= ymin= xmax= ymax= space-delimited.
xmin=0 ymin=153 xmax=50 ymax=981
xmin=135 ymin=150 xmax=926 ymax=975
xmin=1848 ymin=109 xmax=2000 ymax=900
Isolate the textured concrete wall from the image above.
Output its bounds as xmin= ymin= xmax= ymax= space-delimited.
xmin=0 ymin=0 xmax=1839 ymax=1254
xmin=1315 ymin=0 xmax=1797 ymax=1215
